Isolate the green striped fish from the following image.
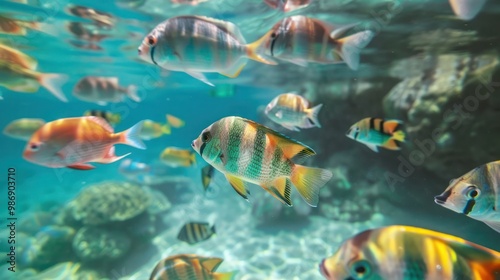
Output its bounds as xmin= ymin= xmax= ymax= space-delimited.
xmin=149 ymin=254 xmax=235 ymax=280
xmin=138 ymin=16 xmax=276 ymax=86
xmin=177 ymin=222 xmax=216 ymax=244
xmin=191 ymin=116 xmax=332 ymax=207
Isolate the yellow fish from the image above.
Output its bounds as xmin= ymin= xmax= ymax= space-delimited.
xmin=139 ymin=119 xmax=171 ymax=140
xmin=3 ymin=118 xmax=46 ymax=141
xmin=0 ymin=43 xmax=37 ymax=70
xmin=150 ymin=254 xmax=235 ymax=280
xmin=166 ymin=114 xmax=185 ymax=128
xmin=160 ymin=147 xmax=196 ymax=167
xmin=320 ymin=225 xmax=500 ymax=280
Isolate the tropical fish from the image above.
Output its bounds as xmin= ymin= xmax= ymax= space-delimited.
xmin=65 ymin=5 xmax=115 ymax=28
xmin=191 ymin=116 xmax=332 ymax=206
xmin=166 ymin=114 xmax=185 ymax=128
xmin=160 ymin=147 xmax=196 ymax=167
xmin=320 ymin=225 xmax=500 ymax=280
xmin=0 ymin=60 xmax=68 ymax=102
xmin=150 ymin=254 xmax=235 ymax=280
xmin=264 ymin=0 xmax=311 ymax=12
xmin=256 ymin=15 xmax=374 ymax=70
xmin=449 ymin=0 xmax=487 ymax=21
xmin=0 ymin=43 xmax=37 ymax=69
xmin=73 ymin=76 xmax=139 ymax=105
xmin=138 ymin=15 xmax=276 ymax=86
xmin=0 ymin=14 xmax=57 ymax=36
xmin=435 ymin=160 xmax=500 ymax=233
xmin=201 ymin=165 xmax=215 ymax=191
xmin=83 ymin=110 xmax=121 ymax=125
xmin=66 ymin=22 xmax=109 ymax=42
xmin=3 ymin=118 xmax=45 ymax=141
xmin=346 ymin=117 xmax=405 ymax=152
xmin=139 ymin=119 xmax=171 ymax=140
xmin=23 ymin=116 xmax=145 ymax=170
xmin=264 ymin=92 xmax=322 ymax=131
xmin=177 ymin=222 xmax=216 ymax=244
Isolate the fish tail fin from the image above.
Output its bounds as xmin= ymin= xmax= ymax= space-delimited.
xmin=161 ymin=124 xmax=171 ymax=135
xmin=246 ymin=35 xmax=278 ymax=65
xmin=449 ymin=0 xmax=487 ymax=21
xmin=306 ymin=104 xmax=323 ymax=128
xmin=213 ymin=271 xmax=237 ymax=280
xmin=39 ymin=73 xmax=69 ymax=102
xmin=190 ymin=153 xmax=196 ymax=165
xmin=127 ymin=85 xmax=140 ymax=102
xmin=334 ymin=30 xmax=375 ymax=70
xmin=391 ymin=130 xmax=406 ymax=143
xmin=382 ymin=138 xmax=403 ymax=151
xmin=119 ymin=121 xmax=146 ymax=149
xmin=290 ymin=165 xmax=333 ymax=207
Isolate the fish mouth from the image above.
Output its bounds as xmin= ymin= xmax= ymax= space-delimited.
xmin=434 ymin=195 xmax=447 ymax=204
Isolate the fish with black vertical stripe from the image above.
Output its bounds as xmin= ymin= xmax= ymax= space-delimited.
xmin=346 ymin=117 xmax=405 ymax=152
xmin=435 ymin=160 xmax=500 ymax=233
xmin=191 ymin=116 xmax=332 ymax=207
xmin=149 ymin=254 xmax=235 ymax=280
xmin=177 ymin=222 xmax=216 ymax=244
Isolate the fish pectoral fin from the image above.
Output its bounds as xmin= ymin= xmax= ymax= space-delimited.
xmin=185 ymin=71 xmax=214 ymax=86
xmin=483 ymin=220 xmax=500 ymax=234
xmin=67 ymin=163 xmax=95 ymax=170
xmin=365 ymin=143 xmax=379 ymax=152
xmin=225 ymin=174 xmax=250 ymax=200
xmin=95 ymin=147 xmax=130 ymax=163
xmin=219 ymin=59 xmax=247 ymax=78
xmin=262 ymin=177 xmax=293 ymax=206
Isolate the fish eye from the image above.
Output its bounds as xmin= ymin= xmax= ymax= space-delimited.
xmin=147 ymin=35 xmax=157 ymax=46
xmin=466 ymin=186 xmax=480 ymax=199
xmin=270 ymin=32 xmax=277 ymax=39
xmin=201 ymin=131 xmax=212 ymax=143
xmin=350 ymin=260 xmax=372 ymax=279
xmin=29 ymin=143 xmax=40 ymax=151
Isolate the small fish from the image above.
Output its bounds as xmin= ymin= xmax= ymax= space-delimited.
xmin=83 ymin=110 xmax=121 ymax=125
xmin=449 ymin=0 xmax=487 ymax=21
xmin=0 ymin=43 xmax=37 ymax=70
xmin=23 ymin=116 xmax=146 ymax=170
xmin=0 ymin=60 xmax=68 ymax=102
xmin=139 ymin=119 xmax=171 ymax=140
xmin=320 ymin=225 xmax=500 ymax=280
xmin=166 ymin=114 xmax=185 ymax=128
xmin=177 ymin=222 xmax=216 ymax=244
xmin=257 ymin=15 xmax=374 ymax=70
xmin=209 ymin=84 xmax=236 ymax=98
xmin=66 ymin=22 xmax=109 ymax=42
xmin=65 ymin=5 xmax=115 ymax=28
xmin=201 ymin=165 xmax=215 ymax=191
xmin=160 ymin=147 xmax=196 ymax=167
xmin=73 ymin=76 xmax=140 ymax=105
xmin=138 ymin=15 xmax=276 ymax=86
xmin=118 ymin=158 xmax=150 ymax=175
xmin=435 ymin=160 xmax=500 ymax=233
xmin=3 ymin=118 xmax=45 ymax=141
xmin=0 ymin=14 xmax=57 ymax=36
xmin=150 ymin=254 xmax=235 ymax=280
xmin=346 ymin=117 xmax=405 ymax=152
xmin=264 ymin=0 xmax=311 ymax=12
xmin=191 ymin=116 xmax=332 ymax=206
xmin=264 ymin=92 xmax=322 ymax=131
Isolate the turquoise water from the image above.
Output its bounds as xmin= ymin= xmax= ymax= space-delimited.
xmin=1 ymin=0 xmax=500 ymax=279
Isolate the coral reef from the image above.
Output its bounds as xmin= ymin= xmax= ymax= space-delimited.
xmin=72 ymin=227 xmax=131 ymax=263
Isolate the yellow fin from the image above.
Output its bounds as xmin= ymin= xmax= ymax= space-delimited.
xmin=246 ymin=32 xmax=278 ymax=65
xmin=290 ymin=165 xmax=332 ymax=207
xmin=382 ymin=138 xmax=402 ymax=151
xmin=213 ymin=271 xmax=237 ymax=280
xmin=262 ymin=177 xmax=292 ymax=206
xmin=161 ymin=124 xmax=171 ymax=135
xmin=225 ymin=174 xmax=250 ymax=199
xmin=219 ymin=60 xmax=247 ymax=78
xmin=392 ymin=130 xmax=405 ymax=142
xmin=199 ymin=257 xmax=224 ymax=272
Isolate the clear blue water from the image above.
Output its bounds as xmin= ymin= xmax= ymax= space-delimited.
xmin=1 ymin=0 xmax=500 ymax=279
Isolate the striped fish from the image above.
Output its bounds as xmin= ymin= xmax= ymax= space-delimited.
xmin=137 ymin=16 xmax=276 ymax=86
xmin=191 ymin=116 xmax=332 ymax=207
xmin=22 ymin=116 xmax=145 ymax=170
xmin=346 ymin=117 xmax=405 ymax=152
xmin=320 ymin=225 xmax=500 ymax=280
xmin=177 ymin=222 xmax=216 ymax=244
xmin=83 ymin=110 xmax=121 ymax=125
xmin=256 ymin=15 xmax=374 ymax=70
xmin=150 ymin=254 xmax=235 ymax=280
xmin=73 ymin=76 xmax=139 ymax=105
xmin=435 ymin=160 xmax=500 ymax=233
xmin=264 ymin=92 xmax=323 ymax=131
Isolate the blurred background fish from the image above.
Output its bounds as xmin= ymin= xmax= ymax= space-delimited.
xmin=73 ymin=76 xmax=139 ymax=105
xmin=264 ymin=92 xmax=322 ymax=131
xmin=160 ymin=147 xmax=196 ymax=167
xmin=346 ymin=117 xmax=405 ymax=152
xmin=83 ymin=110 xmax=121 ymax=125
xmin=177 ymin=222 xmax=216 ymax=244
xmin=139 ymin=118 xmax=171 ymax=140
xmin=3 ymin=118 xmax=45 ymax=141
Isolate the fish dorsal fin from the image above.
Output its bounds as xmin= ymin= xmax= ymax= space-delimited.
xmin=84 ymin=116 xmax=114 ymax=133
xmin=225 ymin=173 xmax=250 ymax=199
xmin=185 ymin=16 xmax=245 ymax=43
xmin=383 ymin=120 xmax=403 ymax=134
xmin=243 ymin=118 xmax=315 ymax=163
xmin=199 ymin=257 xmax=224 ymax=272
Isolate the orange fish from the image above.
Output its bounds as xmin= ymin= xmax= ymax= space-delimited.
xmin=23 ymin=116 xmax=146 ymax=170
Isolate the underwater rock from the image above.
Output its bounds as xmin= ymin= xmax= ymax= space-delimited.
xmin=23 ymin=262 xmax=102 ymax=280
xmin=20 ymin=225 xmax=76 ymax=270
xmin=70 ymin=181 xmax=151 ymax=225
xmin=384 ymin=52 xmax=500 ymax=179
xmin=146 ymin=187 xmax=172 ymax=215
xmin=18 ymin=212 xmax=53 ymax=235
xmin=72 ymin=227 xmax=131 ymax=263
